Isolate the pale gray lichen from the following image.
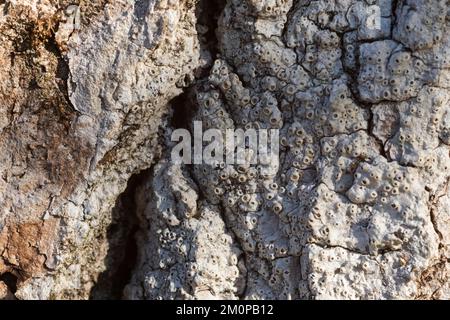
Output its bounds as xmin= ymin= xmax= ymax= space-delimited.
xmin=126 ymin=0 xmax=448 ymax=300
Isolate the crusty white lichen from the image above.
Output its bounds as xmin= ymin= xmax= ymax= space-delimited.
xmin=124 ymin=0 xmax=449 ymax=300
xmin=124 ymin=161 xmax=245 ymax=300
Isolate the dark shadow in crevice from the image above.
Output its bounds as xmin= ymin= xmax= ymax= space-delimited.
xmin=89 ymin=171 xmax=149 ymax=300
xmin=196 ymin=0 xmax=226 ymax=59
xmin=170 ymin=0 xmax=226 ymax=130
xmin=170 ymin=87 xmax=197 ymax=130
xmin=0 ymin=272 xmax=18 ymax=294
xmin=193 ymin=0 xmax=227 ymax=79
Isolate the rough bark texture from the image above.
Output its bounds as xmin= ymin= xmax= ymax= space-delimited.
xmin=0 ymin=0 xmax=449 ymax=300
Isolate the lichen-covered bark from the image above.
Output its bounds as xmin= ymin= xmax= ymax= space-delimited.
xmin=0 ymin=0 xmax=449 ymax=300
xmin=0 ymin=0 xmax=203 ymax=299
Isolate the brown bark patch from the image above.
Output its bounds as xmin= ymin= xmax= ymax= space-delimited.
xmin=0 ymin=218 xmax=59 ymax=278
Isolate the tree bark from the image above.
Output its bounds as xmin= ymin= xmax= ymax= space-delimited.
xmin=0 ymin=0 xmax=448 ymax=300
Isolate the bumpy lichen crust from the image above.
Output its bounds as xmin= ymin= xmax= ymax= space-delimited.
xmin=126 ymin=0 xmax=449 ymax=300
xmin=123 ymin=161 xmax=246 ymax=300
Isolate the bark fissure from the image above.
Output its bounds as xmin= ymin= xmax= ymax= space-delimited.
xmin=89 ymin=172 xmax=146 ymax=300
